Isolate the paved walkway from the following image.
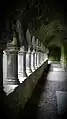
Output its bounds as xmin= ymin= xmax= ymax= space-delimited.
xmin=20 ymin=63 xmax=67 ymax=119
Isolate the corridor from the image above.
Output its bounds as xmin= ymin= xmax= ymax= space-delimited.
xmin=20 ymin=63 xmax=67 ymax=119
xmin=1 ymin=1 xmax=67 ymax=119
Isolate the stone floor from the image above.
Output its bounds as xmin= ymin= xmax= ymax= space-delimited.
xmin=20 ymin=63 xmax=67 ymax=119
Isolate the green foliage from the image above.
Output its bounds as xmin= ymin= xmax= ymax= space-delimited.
xmin=49 ymin=46 xmax=61 ymax=61
xmin=3 ymin=0 xmax=67 ymax=56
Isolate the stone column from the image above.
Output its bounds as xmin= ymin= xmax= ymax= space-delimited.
xmin=31 ymin=49 xmax=36 ymax=72
xmin=6 ymin=50 xmax=18 ymax=84
xmin=35 ymin=48 xmax=38 ymax=69
xmin=43 ymin=45 xmax=45 ymax=62
xmin=36 ymin=38 xmax=40 ymax=68
xmin=38 ymin=40 xmax=41 ymax=66
xmin=3 ymin=32 xmax=19 ymax=95
xmin=44 ymin=47 xmax=48 ymax=61
xmin=3 ymin=50 xmax=7 ymax=87
xmin=16 ymin=20 xmax=27 ymax=82
xmin=31 ymin=36 xmax=36 ymax=72
xmin=26 ymin=47 xmax=32 ymax=76
xmin=26 ymin=29 xmax=32 ymax=76
xmin=0 ymin=50 xmax=3 ymax=91
xmin=18 ymin=46 xmax=27 ymax=83
xmin=42 ymin=44 xmax=45 ymax=63
xmin=37 ymin=51 xmax=40 ymax=67
xmin=40 ymin=43 xmax=44 ymax=65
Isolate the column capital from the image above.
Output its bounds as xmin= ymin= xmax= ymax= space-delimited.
xmin=19 ymin=46 xmax=27 ymax=54
xmin=36 ymin=38 xmax=41 ymax=51
xmin=5 ymin=31 xmax=19 ymax=54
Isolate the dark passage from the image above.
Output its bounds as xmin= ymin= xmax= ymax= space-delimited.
xmin=20 ymin=63 xmax=67 ymax=119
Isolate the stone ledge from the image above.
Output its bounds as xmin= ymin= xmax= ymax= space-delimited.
xmin=4 ymin=60 xmax=48 ymax=118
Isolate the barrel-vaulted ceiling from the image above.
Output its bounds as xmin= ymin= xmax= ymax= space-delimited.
xmin=0 ymin=0 xmax=67 ymax=51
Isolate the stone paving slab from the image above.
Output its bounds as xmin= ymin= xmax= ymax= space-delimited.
xmin=56 ymin=91 xmax=67 ymax=115
xmin=47 ymin=71 xmax=67 ymax=81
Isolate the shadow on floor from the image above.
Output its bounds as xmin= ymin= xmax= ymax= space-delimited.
xmin=3 ymin=63 xmax=67 ymax=119
xmin=19 ymin=64 xmax=51 ymax=119
xmin=58 ymin=111 xmax=67 ymax=119
xmin=3 ymin=64 xmax=51 ymax=119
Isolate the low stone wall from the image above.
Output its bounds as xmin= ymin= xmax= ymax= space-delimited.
xmin=4 ymin=60 xmax=48 ymax=118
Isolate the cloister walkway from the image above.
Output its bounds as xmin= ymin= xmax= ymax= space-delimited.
xmin=20 ymin=62 xmax=67 ymax=119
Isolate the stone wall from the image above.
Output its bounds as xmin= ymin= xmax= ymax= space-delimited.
xmin=4 ymin=60 xmax=48 ymax=118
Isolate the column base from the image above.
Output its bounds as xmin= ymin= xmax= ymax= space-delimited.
xmin=18 ymin=72 xmax=27 ymax=83
xmin=19 ymin=76 xmax=27 ymax=83
xmin=26 ymin=68 xmax=32 ymax=76
xmin=3 ymin=84 xmax=18 ymax=95
xmin=35 ymin=66 xmax=38 ymax=69
xmin=39 ymin=63 xmax=42 ymax=66
xmin=37 ymin=65 xmax=39 ymax=68
xmin=4 ymin=78 xmax=20 ymax=85
xmin=31 ymin=68 xmax=35 ymax=72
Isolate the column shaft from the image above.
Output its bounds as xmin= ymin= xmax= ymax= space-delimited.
xmin=31 ymin=50 xmax=35 ymax=72
xmin=26 ymin=48 xmax=32 ymax=76
xmin=37 ymin=51 xmax=40 ymax=67
xmin=18 ymin=47 xmax=27 ymax=83
xmin=3 ymin=47 xmax=19 ymax=95
xmin=35 ymin=51 xmax=38 ymax=69
xmin=4 ymin=49 xmax=19 ymax=84
xmin=0 ymin=50 xmax=3 ymax=90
